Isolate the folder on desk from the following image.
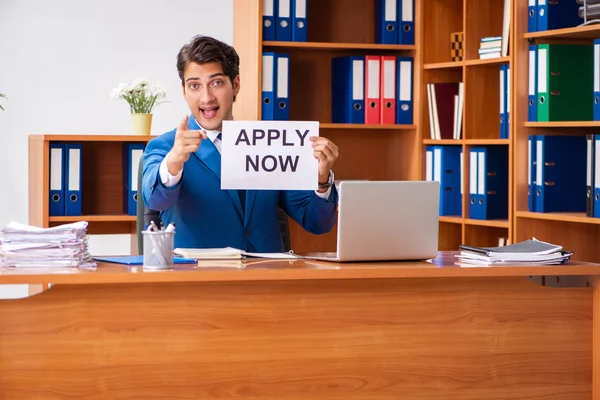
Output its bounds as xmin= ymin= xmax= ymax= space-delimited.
xmin=528 ymin=135 xmax=537 ymax=212
xmin=399 ymin=0 xmax=414 ymax=45
xmin=262 ymin=0 xmax=276 ymax=41
xmin=469 ymin=146 xmax=509 ymax=220
xmin=124 ymin=143 xmax=145 ymax=216
xmin=426 ymin=145 xmax=461 ymax=216
xmin=535 ymin=135 xmax=586 ymax=213
xmin=65 ymin=143 xmax=82 ymax=216
xmin=396 ymin=56 xmax=413 ymax=125
xmin=537 ymin=0 xmax=580 ymax=31
xmin=587 ymin=134 xmax=596 ymax=217
xmin=276 ymin=0 xmax=292 ymax=41
xmin=291 ymin=0 xmax=307 ymax=42
xmin=365 ymin=55 xmax=381 ymax=124
xmin=528 ymin=0 xmax=537 ymax=32
xmin=594 ymin=39 xmax=600 ymax=121
xmin=380 ymin=55 xmax=396 ymax=124
xmin=49 ymin=143 xmax=65 ymax=217
xmin=528 ymin=45 xmax=537 ymax=122
xmin=274 ymin=53 xmax=290 ymax=120
xmin=262 ymin=52 xmax=275 ymax=120
xmin=537 ymin=44 xmax=593 ymax=121
xmin=331 ymin=56 xmax=365 ymax=124
xmin=375 ymin=0 xmax=398 ymax=44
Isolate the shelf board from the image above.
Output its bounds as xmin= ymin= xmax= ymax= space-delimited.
xmin=516 ymin=211 xmax=600 ymax=225
xmin=320 ymin=123 xmax=416 ymax=130
xmin=439 ymin=216 xmax=463 ymax=224
xmin=423 ymin=61 xmax=463 ymax=70
xmin=423 ymin=139 xmax=462 ymax=145
xmin=464 ymin=218 xmax=509 ymax=228
xmin=524 ymin=24 xmax=600 ymax=40
xmin=525 ymin=121 xmax=600 ymax=128
xmin=49 ymin=215 xmax=136 ymax=222
xmin=30 ymin=134 xmax=154 ymax=142
xmin=465 ymin=139 xmax=510 ymax=145
xmin=464 ymin=57 xmax=510 ymax=67
xmin=263 ymin=41 xmax=416 ymax=51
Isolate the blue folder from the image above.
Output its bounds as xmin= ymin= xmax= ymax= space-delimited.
xmin=94 ymin=255 xmax=196 ymax=265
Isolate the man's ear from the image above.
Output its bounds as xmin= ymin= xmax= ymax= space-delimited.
xmin=232 ymin=75 xmax=240 ymax=102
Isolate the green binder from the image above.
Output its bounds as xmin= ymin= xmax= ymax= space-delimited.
xmin=537 ymin=44 xmax=594 ymax=122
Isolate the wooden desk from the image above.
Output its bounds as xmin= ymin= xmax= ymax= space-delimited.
xmin=0 ymin=252 xmax=599 ymax=399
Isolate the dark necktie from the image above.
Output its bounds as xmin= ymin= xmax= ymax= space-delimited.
xmin=217 ymin=133 xmax=246 ymax=213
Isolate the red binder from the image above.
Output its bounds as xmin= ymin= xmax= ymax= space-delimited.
xmin=365 ymin=55 xmax=381 ymax=124
xmin=380 ymin=55 xmax=397 ymax=124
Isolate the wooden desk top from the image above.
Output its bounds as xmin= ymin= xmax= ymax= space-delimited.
xmin=0 ymin=251 xmax=599 ymax=285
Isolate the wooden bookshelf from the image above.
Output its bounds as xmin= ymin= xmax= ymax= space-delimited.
xmin=420 ymin=0 xmax=513 ymax=249
xmin=28 ymin=134 xmax=152 ymax=238
xmin=514 ymin=0 xmax=600 ymax=262
xmin=233 ymin=0 xmax=423 ymax=254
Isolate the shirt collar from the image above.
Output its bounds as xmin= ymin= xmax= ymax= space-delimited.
xmin=192 ymin=116 xmax=226 ymax=143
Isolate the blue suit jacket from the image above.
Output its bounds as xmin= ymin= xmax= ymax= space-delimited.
xmin=141 ymin=116 xmax=338 ymax=252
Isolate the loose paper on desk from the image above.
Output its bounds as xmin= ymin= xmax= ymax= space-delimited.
xmin=220 ymin=120 xmax=319 ymax=190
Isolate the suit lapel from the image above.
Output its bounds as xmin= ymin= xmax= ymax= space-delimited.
xmin=188 ymin=115 xmax=244 ymax=218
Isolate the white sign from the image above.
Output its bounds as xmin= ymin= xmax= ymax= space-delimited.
xmin=221 ymin=120 xmax=319 ymax=190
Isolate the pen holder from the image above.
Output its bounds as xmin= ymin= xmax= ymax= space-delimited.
xmin=142 ymin=231 xmax=175 ymax=269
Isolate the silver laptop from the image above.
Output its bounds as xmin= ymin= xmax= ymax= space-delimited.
xmin=301 ymin=180 xmax=440 ymax=262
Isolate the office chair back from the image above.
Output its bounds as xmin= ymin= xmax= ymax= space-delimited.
xmin=135 ymin=155 xmax=291 ymax=254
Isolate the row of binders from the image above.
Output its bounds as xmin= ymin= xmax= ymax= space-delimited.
xmin=426 ymin=64 xmax=510 ymax=141
xmin=331 ymin=55 xmax=413 ymax=125
xmin=261 ymin=0 xmax=415 ymax=45
xmin=425 ymin=145 xmax=508 ymax=220
xmin=528 ymin=44 xmax=593 ymax=122
xmin=527 ymin=0 xmax=586 ymax=32
xmin=262 ymin=52 xmax=290 ymax=121
xmin=49 ymin=143 xmax=145 ymax=217
xmin=262 ymin=0 xmax=307 ymax=42
xmin=527 ymin=134 xmax=600 ymax=217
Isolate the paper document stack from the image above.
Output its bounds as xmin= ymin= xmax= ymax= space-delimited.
xmin=457 ymin=238 xmax=572 ymax=266
xmin=0 ymin=221 xmax=96 ymax=268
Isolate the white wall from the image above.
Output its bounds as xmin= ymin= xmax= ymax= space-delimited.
xmin=0 ymin=0 xmax=233 ymax=257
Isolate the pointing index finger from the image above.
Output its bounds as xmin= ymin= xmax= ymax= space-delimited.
xmin=178 ymin=115 xmax=189 ymax=132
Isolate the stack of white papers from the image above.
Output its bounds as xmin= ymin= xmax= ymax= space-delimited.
xmin=0 ymin=221 xmax=96 ymax=268
xmin=173 ymin=247 xmax=297 ymax=261
xmin=456 ymin=238 xmax=572 ymax=266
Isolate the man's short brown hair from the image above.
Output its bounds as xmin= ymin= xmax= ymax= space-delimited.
xmin=176 ymin=35 xmax=240 ymax=87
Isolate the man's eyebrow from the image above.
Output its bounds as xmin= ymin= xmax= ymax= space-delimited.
xmin=185 ymin=73 xmax=225 ymax=83
xmin=209 ymin=73 xmax=226 ymax=79
xmin=185 ymin=77 xmax=200 ymax=83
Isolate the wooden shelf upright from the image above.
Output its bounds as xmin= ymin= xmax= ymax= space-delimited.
xmin=233 ymin=0 xmax=421 ymax=254
xmin=420 ymin=0 xmax=514 ymax=250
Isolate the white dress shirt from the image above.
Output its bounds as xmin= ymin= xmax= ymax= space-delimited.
xmin=158 ymin=126 xmax=332 ymax=199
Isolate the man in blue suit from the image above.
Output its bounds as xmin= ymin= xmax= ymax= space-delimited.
xmin=142 ymin=35 xmax=339 ymax=252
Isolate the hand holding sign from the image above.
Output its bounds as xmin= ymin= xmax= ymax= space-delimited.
xmin=221 ymin=121 xmax=322 ymax=190
xmin=167 ymin=115 xmax=208 ymax=175
xmin=310 ymin=136 xmax=339 ymax=183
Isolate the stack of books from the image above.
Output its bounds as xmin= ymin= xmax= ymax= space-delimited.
xmin=479 ymin=36 xmax=502 ymax=59
xmin=456 ymin=238 xmax=572 ymax=266
xmin=0 ymin=221 xmax=95 ymax=268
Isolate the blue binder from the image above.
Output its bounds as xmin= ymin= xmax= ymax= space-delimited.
xmin=64 ymin=143 xmax=82 ymax=216
xmin=262 ymin=0 xmax=276 ymax=41
xmin=427 ymin=145 xmax=462 ymax=216
xmin=262 ymin=52 xmax=276 ymax=120
xmin=331 ymin=56 xmax=365 ymax=124
xmin=274 ymin=53 xmax=290 ymax=120
xmin=124 ymin=143 xmax=146 ymax=216
xmin=49 ymin=143 xmax=65 ymax=216
xmin=470 ymin=146 xmax=509 ymax=220
xmin=594 ymin=39 xmax=600 ymax=121
xmin=399 ymin=0 xmax=414 ymax=45
xmin=587 ymin=134 xmax=596 ymax=217
xmin=537 ymin=0 xmax=580 ymax=31
xmin=500 ymin=64 xmax=507 ymax=139
xmin=535 ymin=135 xmax=586 ymax=213
xmin=291 ymin=0 xmax=307 ymax=42
xmin=276 ymin=0 xmax=292 ymax=41
xmin=528 ymin=0 xmax=537 ymax=32
xmin=594 ymin=135 xmax=600 ymax=218
xmin=528 ymin=135 xmax=537 ymax=212
xmin=375 ymin=0 xmax=398 ymax=44
xmin=396 ymin=56 xmax=413 ymax=124
xmin=528 ymin=45 xmax=537 ymax=122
